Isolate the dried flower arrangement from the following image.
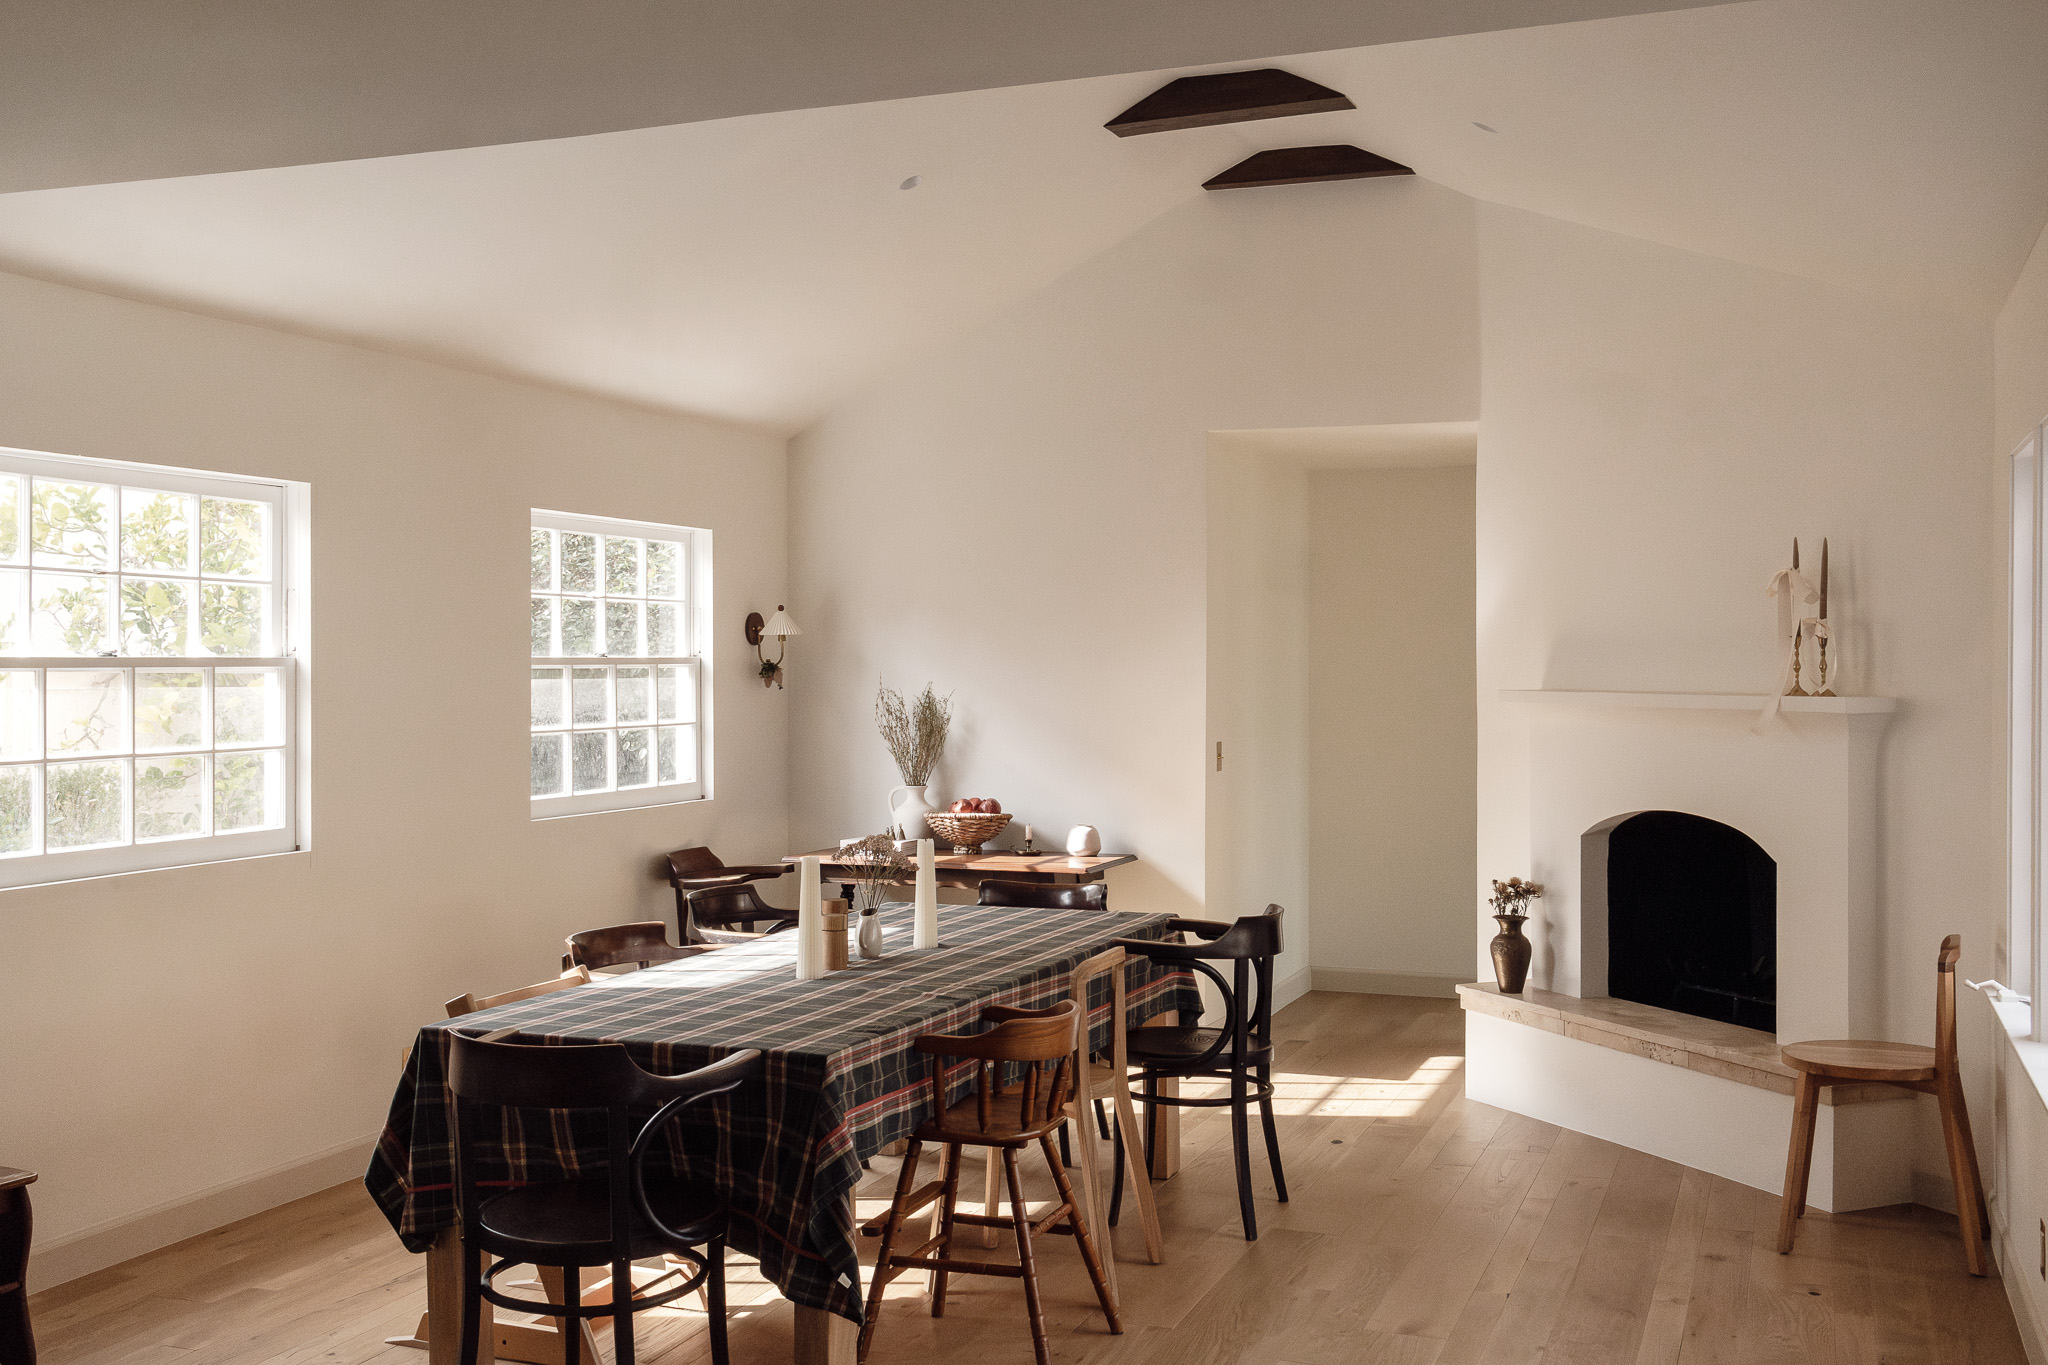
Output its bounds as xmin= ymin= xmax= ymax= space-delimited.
xmin=1488 ymin=877 xmax=1544 ymax=919
xmin=838 ymin=833 xmax=915 ymax=917
xmin=876 ymin=681 xmax=951 ymax=786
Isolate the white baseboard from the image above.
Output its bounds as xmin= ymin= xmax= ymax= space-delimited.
xmin=30 ymin=1133 xmax=378 ymax=1291
xmin=1310 ymin=967 xmax=1464 ymax=999
xmin=2001 ymin=1222 xmax=2048 ymax=1365
xmin=1273 ymin=967 xmax=1312 ymax=1013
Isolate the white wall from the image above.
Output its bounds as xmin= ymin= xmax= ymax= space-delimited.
xmin=1205 ymin=446 xmax=1310 ymax=996
xmin=1474 ymin=203 xmax=1998 ymax=1210
xmin=0 ymin=270 xmax=790 ymax=1282
xmin=788 ymin=179 xmax=1480 ymax=942
xmin=1306 ymin=465 xmax=1476 ymax=991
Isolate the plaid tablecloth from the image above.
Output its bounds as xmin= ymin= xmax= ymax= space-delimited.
xmin=364 ymin=903 xmax=1198 ymax=1324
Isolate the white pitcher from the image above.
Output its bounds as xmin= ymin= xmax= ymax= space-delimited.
xmin=887 ymin=784 xmax=935 ymax=840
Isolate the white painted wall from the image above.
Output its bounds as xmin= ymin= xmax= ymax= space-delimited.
xmin=1305 ymin=465 xmax=1475 ymax=990
xmin=0 ymin=270 xmax=790 ymax=1282
xmin=1474 ymin=203 xmax=1998 ymax=1214
xmin=1205 ymin=445 xmax=1310 ymax=999
xmin=787 ymin=180 xmax=1480 ymax=943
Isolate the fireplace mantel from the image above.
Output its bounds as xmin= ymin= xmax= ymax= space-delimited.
xmin=1502 ymin=688 xmax=1895 ymax=715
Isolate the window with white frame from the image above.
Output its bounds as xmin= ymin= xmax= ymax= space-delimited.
xmin=529 ymin=511 xmax=705 ymax=814
xmin=2013 ymin=423 xmax=2048 ymax=1037
xmin=0 ymin=447 xmax=295 ymax=886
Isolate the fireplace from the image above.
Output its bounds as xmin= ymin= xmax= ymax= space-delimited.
xmin=1462 ymin=689 xmax=1903 ymax=1212
xmin=1586 ymin=810 xmax=1776 ymax=1032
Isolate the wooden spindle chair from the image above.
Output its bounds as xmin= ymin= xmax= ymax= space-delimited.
xmin=1776 ymin=933 xmax=1990 ymax=1274
xmin=564 ymin=921 xmax=711 ymax=973
xmin=444 ymin=966 xmax=592 ymax=1020
xmin=858 ymin=1000 xmax=1121 ymax=1365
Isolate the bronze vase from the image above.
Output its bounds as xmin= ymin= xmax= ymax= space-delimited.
xmin=1490 ymin=914 xmax=1532 ymax=994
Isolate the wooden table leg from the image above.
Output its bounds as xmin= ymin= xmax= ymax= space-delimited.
xmin=793 ymin=1187 xmax=857 ymax=1365
xmin=1139 ymin=1014 xmax=1182 ymax=1179
xmin=425 ymin=1227 xmax=495 ymax=1364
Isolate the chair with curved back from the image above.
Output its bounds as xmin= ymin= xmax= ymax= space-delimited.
xmin=682 ymin=884 xmax=800 ymax=944
xmin=563 ymin=921 xmax=711 ymax=973
xmin=977 ymin=879 xmax=1109 ymax=913
xmin=1113 ymin=904 xmax=1287 ymax=1242
xmin=447 ymin=1033 xmax=763 ymax=1365
xmin=1776 ymin=933 xmax=1989 ymax=1273
xmin=665 ymin=847 xmax=790 ymax=936
xmin=859 ymin=1000 xmax=1120 ymax=1365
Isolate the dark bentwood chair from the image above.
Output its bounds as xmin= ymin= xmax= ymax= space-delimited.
xmin=0 ymin=1167 xmax=35 ymax=1365
xmin=563 ymin=921 xmax=712 ymax=973
xmin=683 ymin=884 xmax=800 ymax=945
xmin=859 ymin=1000 xmax=1120 ymax=1365
xmin=447 ymin=1033 xmax=762 ymax=1365
xmin=976 ymin=879 xmax=1109 ymax=913
xmin=1113 ymin=905 xmax=1287 ymax=1241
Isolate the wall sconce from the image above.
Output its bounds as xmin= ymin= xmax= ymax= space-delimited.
xmin=744 ymin=606 xmax=801 ymax=689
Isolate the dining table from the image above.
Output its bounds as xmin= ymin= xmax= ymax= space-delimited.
xmin=365 ymin=901 xmax=1200 ymax=1365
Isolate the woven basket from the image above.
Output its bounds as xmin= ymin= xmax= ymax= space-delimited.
xmin=925 ymin=810 xmax=1012 ymax=852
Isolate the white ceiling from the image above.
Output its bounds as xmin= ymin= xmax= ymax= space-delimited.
xmin=0 ymin=0 xmax=2039 ymax=434
xmin=0 ymin=0 xmax=1726 ymax=192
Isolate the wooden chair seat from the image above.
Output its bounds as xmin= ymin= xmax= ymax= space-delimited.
xmin=918 ymin=1089 xmax=1069 ymax=1149
xmin=1780 ymin=1039 xmax=1937 ymax=1084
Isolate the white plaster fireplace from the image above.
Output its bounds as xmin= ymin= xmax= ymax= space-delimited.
xmin=1462 ymin=690 xmax=1916 ymax=1211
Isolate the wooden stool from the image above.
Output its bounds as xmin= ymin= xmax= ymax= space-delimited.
xmin=1776 ymin=933 xmax=1989 ymax=1275
xmin=0 ymin=1167 xmax=35 ymax=1365
xmin=859 ymin=1000 xmax=1121 ymax=1365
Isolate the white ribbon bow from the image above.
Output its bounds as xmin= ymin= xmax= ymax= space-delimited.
xmin=1758 ymin=569 xmax=1821 ymax=728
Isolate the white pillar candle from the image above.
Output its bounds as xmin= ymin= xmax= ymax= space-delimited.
xmin=796 ymin=855 xmax=826 ymax=980
xmin=913 ymin=839 xmax=940 ymax=949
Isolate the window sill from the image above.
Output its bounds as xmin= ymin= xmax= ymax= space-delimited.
xmin=1992 ymin=996 xmax=2048 ymax=1112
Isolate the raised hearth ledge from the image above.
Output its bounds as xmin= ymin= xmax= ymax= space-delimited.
xmin=1456 ymin=983 xmax=1912 ymax=1107
xmin=1500 ymin=689 xmax=1896 ymax=714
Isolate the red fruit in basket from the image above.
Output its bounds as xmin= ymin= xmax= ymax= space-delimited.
xmin=981 ymin=798 xmax=1002 ymax=814
xmin=949 ymin=799 xmax=974 ymax=814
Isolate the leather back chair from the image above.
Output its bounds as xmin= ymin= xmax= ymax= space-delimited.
xmin=977 ymin=880 xmax=1108 ymax=912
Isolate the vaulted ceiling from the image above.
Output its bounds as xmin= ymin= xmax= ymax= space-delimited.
xmin=0 ymin=0 xmax=2040 ymax=433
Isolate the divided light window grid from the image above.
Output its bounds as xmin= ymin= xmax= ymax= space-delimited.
xmin=530 ymin=511 xmax=705 ymax=814
xmin=0 ymin=448 xmax=293 ymax=886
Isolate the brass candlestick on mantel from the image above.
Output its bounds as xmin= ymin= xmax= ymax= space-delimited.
xmin=1813 ymin=538 xmax=1835 ymax=697
xmin=1785 ymin=539 xmax=1808 ymax=697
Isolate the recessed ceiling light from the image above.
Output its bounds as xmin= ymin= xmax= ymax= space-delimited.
xmin=1472 ymin=122 xmax=1497 ymax=134
xmin=899 ymin=175 xmax=921 ymax=190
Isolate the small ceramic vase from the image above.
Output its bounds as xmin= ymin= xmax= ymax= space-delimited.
xmin=858 ymin=911 xmax=885 ymax=961
xmin=1066 ymin=825 xmax=1101 ymax=856
xmin=1490 ymin=914 xmax=1532 ymax=994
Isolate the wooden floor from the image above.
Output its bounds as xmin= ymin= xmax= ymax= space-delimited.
xmin=30 ymin=992 xmax=2028 ymax=1364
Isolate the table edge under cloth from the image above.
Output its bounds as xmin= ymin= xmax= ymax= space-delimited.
xmin=363 ymin=903 xmax=1200 ymax=1326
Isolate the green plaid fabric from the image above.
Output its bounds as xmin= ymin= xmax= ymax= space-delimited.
xmin=364 ymin=903 xmax=1198 ymax=1324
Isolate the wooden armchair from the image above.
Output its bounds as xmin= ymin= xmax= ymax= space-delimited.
xmin=665 ymin=846 xmax=791 ymax=941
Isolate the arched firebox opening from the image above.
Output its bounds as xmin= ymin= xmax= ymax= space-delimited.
xmin=1586 ymin=810 xmax=1777 ymax=1032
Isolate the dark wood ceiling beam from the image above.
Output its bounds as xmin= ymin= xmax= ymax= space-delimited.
xmin=1105 ymin=69 xmax=1353 ymax=137
xmin=1202 ymin=144 xmax=1415 ymax=190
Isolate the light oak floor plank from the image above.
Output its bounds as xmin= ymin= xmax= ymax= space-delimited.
xmin=28 ymin=993 xmax=2026 ymax=1365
